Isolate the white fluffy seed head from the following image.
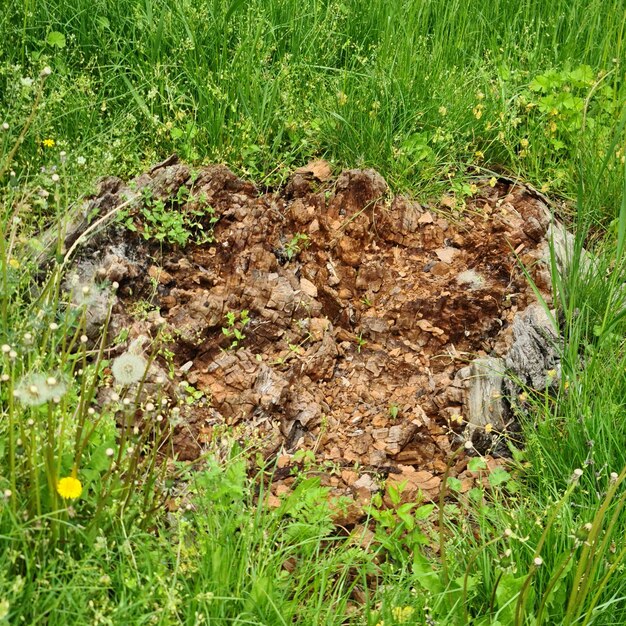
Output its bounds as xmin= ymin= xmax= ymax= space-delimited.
xmin=40 ymin=66 xmax=52 ymax=77
xmin=534 ymin=557 xmax=543 ymax=567
xmin=1 ymin=122 xmax=9 ymax=131
xmin=111 ymin=353 xmax=147 ymax=386
xmin=49 ymin=323 xmax=59 ymax=331
xmin=1 ymin=344 xmax=11 ymax=353
xmin=464 ymin=440 xmax=473 ymax=450
xmin=105 ymin=448 xmax=114 ymax=457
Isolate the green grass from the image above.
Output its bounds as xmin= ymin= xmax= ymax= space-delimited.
xmin=2 ymin=0 xmax=626 ymax=624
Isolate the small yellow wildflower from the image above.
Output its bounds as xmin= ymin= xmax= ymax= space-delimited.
xmin=57 ymin=476 xmax=82 ymax=499
xmin=489 ymin=177 xmax=497 ymax=187
xmin=8 ymin=258 xmax=20 ymax=269
xmin=438 ymin=105 xmax=447 ymax=116
xmin=474 ymin=150 xmax=484 ymax=161
xmin=485 ymin=423 xmax=493 ymax=434
xmin=391 ymin=606 xmax=415 ymax=622
xmin=42 ymin=138 xmax=55 ymax=148
xmin=473 ymin=104 xmax=484 ymax=120
xmin=549 ymin=120 xmax=557 ymax=133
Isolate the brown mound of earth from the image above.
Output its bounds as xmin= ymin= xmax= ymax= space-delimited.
xmin=71 ymin=156 xmax=556 ymax=511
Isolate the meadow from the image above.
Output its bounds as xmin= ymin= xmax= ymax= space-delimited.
xmin=1 ymin=0 xmax=626 ymax=624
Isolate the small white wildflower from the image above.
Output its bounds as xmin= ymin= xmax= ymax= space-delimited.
xmin=464 ymin=440 xmax=474 ymax=450
xmin=3 ymin=489 xmax=12 ymax=499
xmin=23 ymin=333 xmax=33 ymax=345
xmin=59 ymin=150 xmax=67 ymax=163
xmin=145 ymin=402 xmax=155 ymax=412
xmin=87 ymin=407 xmax=95 ymax=415
xmin=123 ymin=398 xmax=130 ymax=406
xmin=610 ymin=472 xmax=619 ymax=482
xmin=51 ymin=173 xmax=60 ymax=183
xmin=8 ymin=350 xmax=17 ymax=359
xmin=1 ymin=374 xmax=9 ymax=382
xmin=1 ymin=122 xmax=9 ymax=131
xmin=504 ymin=528 xmax=513 ymax=538
xmin=105 ymin=448 xmax=115 ymax=457
xmin=27 ymin=419 xmax=34 ymax=427
xmin=133 ymin=426 xmax=139 ymax=435
xmin=76 ymin=156 xmax=86 ymax=166
xmin=534 ymin=557 xmax=543 ymax=567
xmin=156 ymin=414 xmax=163 ymax=422
xmin=111 ymin=353 xmax=147 ymax=385
xmin=80 ymin=335 xmax=88 ymax=344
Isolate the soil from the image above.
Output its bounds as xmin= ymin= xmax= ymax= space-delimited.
xmin=73 ymin=156 xmax=555 ymax=517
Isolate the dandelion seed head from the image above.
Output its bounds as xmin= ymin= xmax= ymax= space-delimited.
xmin=14 ymin=373 xmax=67 ymax=406
xmin=76 ymin=156 xmax=86 ymax=166
xmin=133 ymin=426 xmax=139 ymax=435
xmin=112 ymin=353 xmax=147 ymax=385
xmin=27 ymin=419 xmax=34 ymax=427
xmin=1 ymin=344 xmax=11 ymax=353
xmin=1 ymin=374 xmax=8 ymax=382
xmin=145 ymin=402 xmax=155 ymax=412
xmin=40 ymin=66 xmax=52 ymax=78
xmin=504 ymin=528 xmax=513 ymax=538
xmin=3 ymin=489 xmax=12 ymax=499
xmin=464 ymin=440 xmax=473 ymax=450
xmin=1 ymin=122 xmax=9 ymax=131
xmin=610 ymin=472 xmax=619 ymax=482
xmin=9 ymin=350 xmax=17 ymax=359
xmin=51 ymin=174 xmax=60 ymax=183
xmin=584 ymin=523 xmax=592 ymax=532
xmin=49 ymin=323 xmax=59 ymax=331
xmin=123 ymin=398 xmax=130 ymax=406
xmin=534 ymin=557 xmax=543 ymax=567
xmin=87 ymin=407 xmax=95 ymax=415
xmin=156 ymin=414 xmax=163 ymax=422
xmin=105 ymin=448 xmax=114 ymax=457
xmin=23 ymin=333 xmax=33 ymax=344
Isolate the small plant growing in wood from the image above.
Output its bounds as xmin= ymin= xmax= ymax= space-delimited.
xmin=222 ymin=309 xmax=250 ymax=349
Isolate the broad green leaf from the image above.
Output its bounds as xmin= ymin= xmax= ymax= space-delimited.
xmin=468 ymin=457 xmax=487 ymax=471
xmin=488 ymin=467 xmax=511 ymax=487
xmin=46 ymin=31 xmax=66 ymax=48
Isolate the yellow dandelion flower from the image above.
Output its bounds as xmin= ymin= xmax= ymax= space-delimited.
xmin=42 ymin=138 xmax=55 ymax=148
xmin=57 ymin=476 xmax=82 ymax=499
xmin=489 ymin=177 xmax=497 ymax=187
xmin=9 ymin=258 xmax=20 ymax=269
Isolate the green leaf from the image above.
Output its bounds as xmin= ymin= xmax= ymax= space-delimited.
xmin=414 ymin=504 xmax=435 ymax=520
xmin=488 ymin=467 xmax=511 ymax=487
xmin=447 ymin=477 xmax=462 ymax=492
xmin=46 ymin=31 xmax=66 ymax=48
xmin=468 ymin=457 xmax=487 ymax=471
